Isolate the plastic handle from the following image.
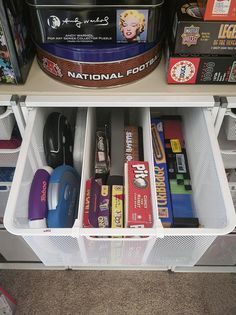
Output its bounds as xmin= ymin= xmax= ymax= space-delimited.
xmin=84 ymin=235 xmax=155 ymax=242
xmin=71 ymin=226 xmax=165 ymax=239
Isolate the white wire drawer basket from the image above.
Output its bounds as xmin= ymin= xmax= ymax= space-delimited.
xmin=4 ymin=106 xmax=236 ymax=268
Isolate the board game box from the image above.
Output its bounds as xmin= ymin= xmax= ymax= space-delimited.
xmin=151 ymin=118 xmax=173 ymax=227
xmin=170 ymin=1 xmax=236 ymax=55
xmin=166 ymin=47 xmax=236 ymax=84
xmin=162 ymin=116 xmax=199 ymax=227
xmin=83 ymin=178 xmax=111 ymax=228
xmin=111 ymin=185 xmax=124 ymax=229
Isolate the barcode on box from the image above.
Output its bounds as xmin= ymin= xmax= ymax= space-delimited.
xmin=176 ymin=154 xmax=186 ymax=173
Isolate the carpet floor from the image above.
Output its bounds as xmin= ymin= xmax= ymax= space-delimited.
xmin=0 ymin=270 xmax=236 ymax=315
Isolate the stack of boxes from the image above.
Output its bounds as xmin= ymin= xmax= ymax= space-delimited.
xmin=166 ymin=0 xmax=236 ymax=84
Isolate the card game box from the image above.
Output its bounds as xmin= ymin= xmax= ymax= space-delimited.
xmin=198 ymin=0 xmax=236 ymax=21
xmin=166 ymin=47 xmax=236 ymax=84
xmin=111 ymin=185 xmax=124 ymax=229
xmin=98 ymin=185 xmax=110 ymax=228
xmin=125 ymin=161 xmax=153 ymax=228
xmin=83 ymin=178 xmax=111 ymax=228
xmin=170 ymin=1 xmax=236 ymax=55
xmin=0 ymin=0 xmax=34 ymax=84
xmin=151 ymin=118 xmax=173 ymax=227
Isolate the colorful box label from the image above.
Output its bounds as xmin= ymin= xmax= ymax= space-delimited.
xmin=167 ymin=57 xmax=200 ymax=84
xmin=124 ymin=126 xmax=140 ymax=162
xmin=162 ymin=117 xmax=194 ymax=221
xmin=111 ymin=185 xmax=123 ymax=228
xmin=83 ymin=178 xmax=110 ymax=228
xmin=167 ymin=52 xmax=236 ymax=84
xmin=170 ymin=139 xmax=182 ymax=153
xmin=125 ymin=161 xmax=153 ymax=228
xmin=98 ymin=185 xmax=110 ymax=228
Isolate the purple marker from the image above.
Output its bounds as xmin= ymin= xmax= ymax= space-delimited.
xmin=28 ymin=167 xmax=53 ymax=228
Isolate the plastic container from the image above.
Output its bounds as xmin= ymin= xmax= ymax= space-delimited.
xmin=26 ymin=0 xmax=164 ymax=44
xmin=0 ymin=107 xmax=15 ymax=140
xmin=4 ymin=106 xmax=236 ymax=267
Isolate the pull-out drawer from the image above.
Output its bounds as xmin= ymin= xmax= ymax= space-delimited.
xmin=4 ymin=105 xmax=236 ymax=268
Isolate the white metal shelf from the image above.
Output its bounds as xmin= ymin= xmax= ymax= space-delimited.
xmin=1 ymin=58 xmax=236 ymax=97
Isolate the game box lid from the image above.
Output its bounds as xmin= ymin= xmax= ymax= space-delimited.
xmin=39 ymin=42 xmax=157 ymax=62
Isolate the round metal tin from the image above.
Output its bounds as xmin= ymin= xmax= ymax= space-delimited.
xmin=36 ymin=41 xmax=162 ymax=88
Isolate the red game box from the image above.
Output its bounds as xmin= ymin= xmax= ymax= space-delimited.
xmin=198 ymin=0 xmax=236 ymax=21
xmin=125 ymin=161 xmax=153 ymax=228
xmin=166 ymin=46 xmax=236 ymax=84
